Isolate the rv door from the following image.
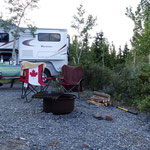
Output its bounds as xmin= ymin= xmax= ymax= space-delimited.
xmin=19 ymin=34 xmax=35 ymax=60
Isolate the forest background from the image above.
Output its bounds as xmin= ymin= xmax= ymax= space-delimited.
xmin=69 ymin=0 xmax=150 ymax=113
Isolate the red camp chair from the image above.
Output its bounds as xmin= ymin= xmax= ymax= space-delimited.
xmin=20 ymin=62 xmax=53 ymax=102
xmin=58 ymin=65 xmax=83 ymax=98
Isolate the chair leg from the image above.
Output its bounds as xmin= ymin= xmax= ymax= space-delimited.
xmin=21 ymin=83 xmax=29 ymax=100
xmin=21 ymin=83 xmax=33 ymax=102
xmin=21 ymin=82 xmax=25 ymax=98
xmin=61 ymin=84 xmax=80 ymax=99
xmin=77 ymin=84 xmax=80 ymax=99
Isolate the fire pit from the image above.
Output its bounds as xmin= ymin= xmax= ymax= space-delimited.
xmin=33 ymin=91 xmax=76 ymax=115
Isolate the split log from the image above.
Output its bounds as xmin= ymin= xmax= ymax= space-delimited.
xmin=93 ymin=91 xmax=110 ymax=98
xmin=87 ymin=100 xmax=104 ymax=107
xmin=104 ymin=102 xmax=108 ymax=106
xmin=91 ymin=95 xmax=108 ymax=103
xmin=88 ymin=91 xmax=112 ymax=107
xmin=93 ymin=91 xmax=110 ymax=102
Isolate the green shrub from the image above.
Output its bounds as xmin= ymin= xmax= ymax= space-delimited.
xmin=83 ymin=63 xmax=111 ymax=90
xmin=108 ymin=63 xmax=139 ymax=104
xmin=139 ymin=95 xmax=150 ymax=112
xmin=80 ymin=60 xmax=150 ymax=112
xmin=111 ymin=62 xmax=150 ymax=112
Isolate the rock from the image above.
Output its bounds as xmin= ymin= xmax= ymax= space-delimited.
xmin=105 ymin=115 xmax=113 ymax=121
xmin=93 ymin=113 xmax=104 ymax=120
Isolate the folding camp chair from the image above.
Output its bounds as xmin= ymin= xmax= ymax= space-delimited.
xmin=20 ymin=61 xmax=53 ymax=102
xmin=58 ymin=65 xmax=83 ymax=98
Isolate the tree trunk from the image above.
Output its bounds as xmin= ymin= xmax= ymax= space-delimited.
xmin=149 ymin=54 xmax=150 ymax=64
xmin=133 ymin=49 xmax=136 ymax=65
xmin=11 ymin=38 xmax=17 ymax=65
xmin=73 ymin=57 xmax=76 ymax=65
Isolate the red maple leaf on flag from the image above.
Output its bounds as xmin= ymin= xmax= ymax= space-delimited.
xmin=30 ymin=70 xmax=37 ymax=77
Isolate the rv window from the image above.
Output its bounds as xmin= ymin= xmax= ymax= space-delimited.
xmin=0 ymin=33 xmax=9 ymax=43
xmin=38 ymin=33 xmax=60 ymax=42
xmin=49 ymin=33 xmax=60 ymax=41
xmin=38 ymin=33 xmax=49 ymax=41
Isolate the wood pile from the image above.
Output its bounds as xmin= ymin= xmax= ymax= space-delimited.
xmin=87 ymin=91 xmax=111 ymax=107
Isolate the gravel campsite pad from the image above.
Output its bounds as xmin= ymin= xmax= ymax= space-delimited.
xmin=0 ymin=83 xmax=150 ymax=150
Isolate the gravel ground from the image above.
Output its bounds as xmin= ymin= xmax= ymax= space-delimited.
xmin=0 ymin=83 xmax=150 ymax=150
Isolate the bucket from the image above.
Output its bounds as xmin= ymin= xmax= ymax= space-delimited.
xmin=43 ymin=93 xmax=76 ymax=115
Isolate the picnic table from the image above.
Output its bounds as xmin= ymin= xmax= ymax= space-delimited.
xmin=0 ymin=64 xmax=21 ymax=87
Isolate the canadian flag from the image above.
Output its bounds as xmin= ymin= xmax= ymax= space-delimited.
xmin=28 ymin=66 xmax=40 ymax=85
xmin=25 ymin=65 xmax=46 ymax=86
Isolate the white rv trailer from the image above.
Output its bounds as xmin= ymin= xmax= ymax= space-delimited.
xmin=0 ymin=28 xmax=70 ymax=77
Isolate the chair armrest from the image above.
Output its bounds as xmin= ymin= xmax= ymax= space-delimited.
xmin=59 ymin=77 xmax=64 ymax=80
xmin=56 ymin=77 xmax=64 ymax=80
xmin=43 ymin=76 xmax=56 ymax=80
xmin=55 ymin=76 xmax=64 ymax=83
xmin=20 ymin=76 xmax=27 ymax=83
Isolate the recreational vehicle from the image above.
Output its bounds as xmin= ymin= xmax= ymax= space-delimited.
xmin=0 ymin=28 xmax=70 ymax=78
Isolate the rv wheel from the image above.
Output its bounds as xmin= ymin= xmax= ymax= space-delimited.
xmin=42 ymin=69 xmax=51 ymax=83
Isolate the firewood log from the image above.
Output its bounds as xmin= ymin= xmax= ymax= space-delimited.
xmin=91 ymin=95 xmax=107 ymax=101
xmin=87 ymin=100 xmax=104 ymax=107
xmin=93 ymin=91 xmax=110 ymax=98
xmin=93 ymin=91 xmax=110 ymax=102
xmin=91 ymin=98 xmax=108 ymax=103
xmin=103 ymin=103 xmax=106 ymax=106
